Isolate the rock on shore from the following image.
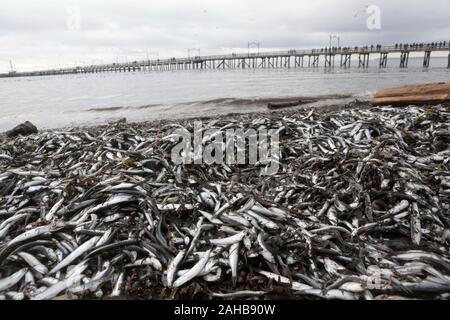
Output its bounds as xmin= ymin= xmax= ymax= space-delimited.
xmin=5 ymin=121 xmax=38 ymax=138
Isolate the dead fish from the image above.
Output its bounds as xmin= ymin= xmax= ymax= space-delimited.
xmin=229 ymin=242 xmax=239 ymax=288
xmin=31 ymin=275 xmax=84 ymax=300
xmin=166 ymin=250 xmax=186 ymax=287
xmin=1 ymin=104 xmax=449 ymax=300
xmin=0 ymin=269 xmax=28 ymax=291
xmin=49 ymin=236 xmax=100 ymax=274
xmin=209 ymin=231 xmax=246 ymax=247
xmin=173 ymin=250 xmax=212 ymax=288
xmin=16 ymin=252 xmax=48 ymax=275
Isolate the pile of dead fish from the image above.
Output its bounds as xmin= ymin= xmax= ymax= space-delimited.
xmin=0 ymin=104 xmax=449 ymax=300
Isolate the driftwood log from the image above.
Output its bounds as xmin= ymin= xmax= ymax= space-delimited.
xmin=268 ymin=99 xmax=318 ymax=109
xmin=372 ymin=82 xmax=450 ymax=107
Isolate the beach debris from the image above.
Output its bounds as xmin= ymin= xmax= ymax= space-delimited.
xmin=0 ymin=103 xmax=449 ymax=300
xmin=265 ymin=95 xmax=350 ymax=110
xmin=372 ymin=82 xmax=450 ymax=107
xmin=5 ymin=121 xmax=38 ymax=138
xmin=268 ymin=99 xmax=317 ymax=109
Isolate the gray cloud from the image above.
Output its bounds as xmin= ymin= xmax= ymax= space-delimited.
xmin=0 ymin=0 xmax=449 ymax=72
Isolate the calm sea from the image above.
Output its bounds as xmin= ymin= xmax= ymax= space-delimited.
xmin=0 ymin=57 xmax=449 ymax=131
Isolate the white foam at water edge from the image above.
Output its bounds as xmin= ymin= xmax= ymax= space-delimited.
xmin=66 ymin=95 xmax=92 ymax=101
xmin=354 ymin=91 xmax=376 ymax=100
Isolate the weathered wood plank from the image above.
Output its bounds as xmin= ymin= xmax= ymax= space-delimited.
xmin=372 ymin=82 xmax=450 ymax=106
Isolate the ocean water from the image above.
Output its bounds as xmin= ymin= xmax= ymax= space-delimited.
xmin=0 ymin=57 xmax=449 ymax=131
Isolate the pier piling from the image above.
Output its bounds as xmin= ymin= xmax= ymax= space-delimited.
xmin=340 ymin=54 xmax=352 ymax=68
xmin=379 ymin=52 xmax=388 ymax=68
xmin=400 ymin=51 xmax=410 ymax=68
xmin=423 ymin=51 xmax=431 ymax=68
xmin=308 ymin=55 xmax=319 ymax=68
xmin=295 ymin=56 xmax=304 ymax=68
xmin=358 ymin=53 xmax=369 ymax=68
xmin=325 ymin=54 xmax=335 ymax=68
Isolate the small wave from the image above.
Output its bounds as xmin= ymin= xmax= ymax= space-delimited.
xmin=353 ymin=91 xmax=376 ymax=100
xmin=186 ymin=94 xmax=354 ymax=107
xmin=81 ymin=94 xmax=358 ymax=114
xmin=86 ymin=103 xmax=162 ymax=112
xmin=97 ymin=94 xmax=123 ymax=100
xmin=137 ymin=104 xmax=165 ymax=110
xmin=67 ymin=95 xmax=91 ymax=101
xmin=87 ymin=106 xmax=127 ymax=112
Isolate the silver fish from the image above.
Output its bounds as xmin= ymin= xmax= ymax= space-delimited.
xmin=173 ymin=250 xmax=212 ymax=288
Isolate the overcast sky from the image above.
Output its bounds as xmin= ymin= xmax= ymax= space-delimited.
xmin=0 ymin=0 xmax=449 ymax=72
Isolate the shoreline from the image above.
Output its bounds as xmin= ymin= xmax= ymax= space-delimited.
xmin=0 ymin=93 xmax=358 ymax=135
xmin=1 ymin=101 xmax=450 ymax=300
xmin=1 ymin=97 xmax=368 ymax=139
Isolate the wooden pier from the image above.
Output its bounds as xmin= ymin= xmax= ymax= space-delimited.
xmin=2 ymin=43 xmax=450 ymax=78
